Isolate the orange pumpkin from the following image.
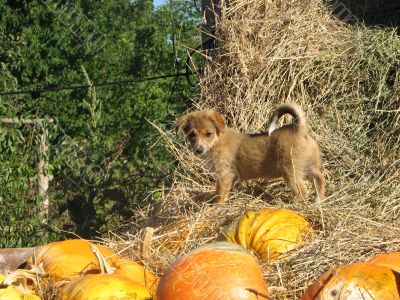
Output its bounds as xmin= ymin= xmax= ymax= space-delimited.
xmin=56 ymin=244 xmax=153 ymax=300
xmin=56 ymin=274 xmax=152 ymax=300
xmin=26 ymin=239 xmax=119 ymax=282
xmin=224 ymin=209 xmax=314 ymax=262
xmin=301 ymin=263 xmax=400 ymax=299
xmin=157 ymin=242 xmax=269 ymax=300
xmin=366 ymin=252 xmax=400 ymax=273
xmin=113 ymin=258 xmax=158 ymax=291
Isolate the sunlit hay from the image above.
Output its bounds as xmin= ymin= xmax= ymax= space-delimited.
xmin=107 ymin=0 xmax=400 ymax=299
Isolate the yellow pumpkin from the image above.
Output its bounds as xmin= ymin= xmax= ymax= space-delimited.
xmin=56 ymin=247 xmax=152 ymax=300
xmin=113 ymin=258 xmax=158 ymax=291
xmin=55 ymin=274 xmax=152 ymax=300
xmin=26 ymin=239 xmax=119 ymax=282
xmin=223 ymin=208 xmax=314 ymax=261
xmin=301 ymin=263 xmax=400 ymax=299
xmin=0 ymin=272 xmax=41 ymax=300
xmin=0 ymin=285 xmax=41 ymax=300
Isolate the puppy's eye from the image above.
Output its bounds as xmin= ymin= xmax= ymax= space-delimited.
xmin=188 ymin=132 xmax=195 ymax=140
xmin=206 ymin=132 xmax=213 ymax=138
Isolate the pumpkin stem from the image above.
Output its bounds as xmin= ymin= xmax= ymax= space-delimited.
xmin=90 ymin=245 xmax=115 ymax=275
xmin=141 ymin=227 xmax=154 ymax=260
xmin=246 ymin=288 xmax=276 ymax=300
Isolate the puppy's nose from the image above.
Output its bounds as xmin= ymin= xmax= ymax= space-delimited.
xmin=194 ymin=146 xmax=205 ymax=155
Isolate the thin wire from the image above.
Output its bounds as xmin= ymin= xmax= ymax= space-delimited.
xmin=0 ymin=71 xmax=193 ymax=96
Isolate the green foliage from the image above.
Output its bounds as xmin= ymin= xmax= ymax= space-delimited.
xmin=0 ymin=0 xmax=200 ymax=246
xmin=0 ymin=124 xmax=48 ymax=247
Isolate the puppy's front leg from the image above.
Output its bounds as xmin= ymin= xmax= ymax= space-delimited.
xmin=282 ymin=169 xmax=308 ymax=202
xmin=216 ymin=171 xmax=237 ymax=203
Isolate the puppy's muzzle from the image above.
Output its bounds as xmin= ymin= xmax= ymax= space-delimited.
xmin=194 ymin=145 xmax=205 ymax=156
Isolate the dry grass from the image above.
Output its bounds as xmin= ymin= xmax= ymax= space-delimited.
xmin=107 ymin=0 xmax=400 ymax=299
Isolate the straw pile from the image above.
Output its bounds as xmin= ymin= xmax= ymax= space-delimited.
xmin=109 ymin=0 xmax=400 ymax=298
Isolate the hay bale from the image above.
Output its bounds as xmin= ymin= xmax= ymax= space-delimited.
xmin=111 ymin=0 xmax=400 ymax=299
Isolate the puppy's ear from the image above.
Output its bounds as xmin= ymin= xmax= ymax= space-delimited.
xmin=175 ymin=114 xmax=189 ymax=134
xmin=209 ymin=111 xmax=225 ymax=134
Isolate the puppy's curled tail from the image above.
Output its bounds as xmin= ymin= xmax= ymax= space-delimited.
xmin=268 ymin=102 xmax=307 ymax=135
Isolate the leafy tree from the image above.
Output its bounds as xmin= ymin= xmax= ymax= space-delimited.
xmin=0 ymin=0 xmax=200 ymax=246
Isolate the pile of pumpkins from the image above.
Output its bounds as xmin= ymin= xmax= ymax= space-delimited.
xmin=0 ymin=239 xmax=157 ymax=300
xmin=1 ymin=208 xmax=399 ymax=299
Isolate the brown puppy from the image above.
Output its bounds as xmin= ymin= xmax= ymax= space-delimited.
xmin=175 ymin=103 xmax=325 ymax=203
